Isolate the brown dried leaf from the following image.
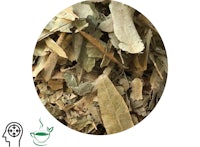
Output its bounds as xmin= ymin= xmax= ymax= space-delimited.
xmin=48 ymin=79 xmax=63 ymax=91
xmin=97 ymin=74 xmax=134 ymax=134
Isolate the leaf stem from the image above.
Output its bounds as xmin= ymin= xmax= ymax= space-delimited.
xmin=79 ymin=30 xmax=127 ymax=68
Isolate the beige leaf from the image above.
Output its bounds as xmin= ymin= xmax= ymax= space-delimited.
xmin=73 ymin=3 xmax=95 ymax=18
xmin=130 ymin=78 xmax=143 ymax=101
xmin=97 ymin=74 xmax=134 ymax=134
xmin=109 ymin=1 xmax=144 ymax=54
xmin=56 ymin=6 xmax=78 ymax=21
xmin=99 ymin=14 xmax=113 ymax=33
xmin=73 ymin=2 xmax=98 ymax=19
xmin=41 ymin=53 xmax=58 ymax=82
xmin=45 ymin=37 xmax=67 ymax=58
xmin=87 ymin=0 xmax=106 ymax=2
xmin=32 ymin=55 xmax=48 ymax=77
xmin=119 ymin=78 xmax=130 ymax=91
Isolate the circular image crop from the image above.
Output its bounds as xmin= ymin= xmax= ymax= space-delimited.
xmin=32 ymin=0 xmax=168 ymax=135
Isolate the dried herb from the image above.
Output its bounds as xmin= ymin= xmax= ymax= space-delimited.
xmin=97 ymin=74 xmax=134 ymax=134
xmin=32 ymin=0 xmax=168 ymax=135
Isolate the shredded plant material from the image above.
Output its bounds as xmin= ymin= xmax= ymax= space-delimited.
xmin=32 ymin=0 xmax=168 ymax=135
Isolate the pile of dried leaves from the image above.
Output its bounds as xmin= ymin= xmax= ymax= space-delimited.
xmin=32 ymin=0 xmax=168 ymax=135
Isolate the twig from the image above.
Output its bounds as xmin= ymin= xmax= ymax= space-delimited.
xmin=79 ymin=30 xmax=127 ymax=68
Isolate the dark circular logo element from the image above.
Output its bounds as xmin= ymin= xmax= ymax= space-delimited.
xmin=8 ymin=124 xmax=21 ymax=137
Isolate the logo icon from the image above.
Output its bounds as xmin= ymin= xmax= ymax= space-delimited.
xmin=2 ymin=122 xmax=23 ymax=147
xmin=30 ymin=118 xmax=53 ymax=146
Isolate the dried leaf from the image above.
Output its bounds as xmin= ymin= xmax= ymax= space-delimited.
xmin=39 ymin=19 xmax=72 ymax=41
xmin=86 ymin=42 xmax=103 ymax=58
xmin=32 ymin=55 xmax=48 ymax=77
xmin=136 ymin=14 xmax=158 ymax=33
xmin=149 ymin=53 xmax=163 ymax=80
xmin=130 ymin=78 xmax=143 ymax=100
xmin=72 ymin=82 xmax=94 ymax=96
xmin=109 ymin=1 xmax=144 ymax=54
xmin=50 ymin=18 xmax=72 ymax=32
xmin=78 ymin=44 xmax=96 ymax=72
xmin=119 ymin=78 xmax=130 ymax=91
xmin=97 ymin=74 xmax=134 ymax=134
xmin=48 ymin=79 xmax=63 ymax=91
xmin=99 ymin=14 xmax=113 ymax=32
xmin=108 ymin=33 xmax=119 ymax=49
xmin=34 ymin=41 xmax=49 ymax=56
xmin=45 ymin=37 xmax=67 ymax=58
xmin=115 ymin=86 xmax=125 ymax=95
xmin=41 ymin=33 xmax=66 ymax=81
xmin=73 ymin=33 xmax=83 ymax=60
xmin=33 ymin=1 xmax=168 ymax=135
xmin=49 ymin=90 xmax=63 ymax=103
xmin=41 ymin=53 xmax=58 ymax=82
xmin=87 ymin=0 xmax=106 ymax=2
xmin=133 ymin=29 xmax=153 ymax=73
xmin=64 ymin=71 xmax=78 ymax=87
xmin=56 ymin=7 xmax=78 ymax=21
xmin=51 ymin=71 xmax=64 ymax=79
xmin=73 ymin=19 xmax=89 ymax=33
xmin=73 ymin=2 xmax=98 ymax=19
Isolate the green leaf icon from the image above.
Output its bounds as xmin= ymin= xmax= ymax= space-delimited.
xmin=47 ymin=127 xmax=54 ymax=133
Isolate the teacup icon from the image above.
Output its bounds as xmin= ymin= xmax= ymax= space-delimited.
xmin=30 ymin=127 xmax=53 ymax=146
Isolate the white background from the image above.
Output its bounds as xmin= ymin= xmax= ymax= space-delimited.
xmin=0 ymin=0 xmax=200 ymax=146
